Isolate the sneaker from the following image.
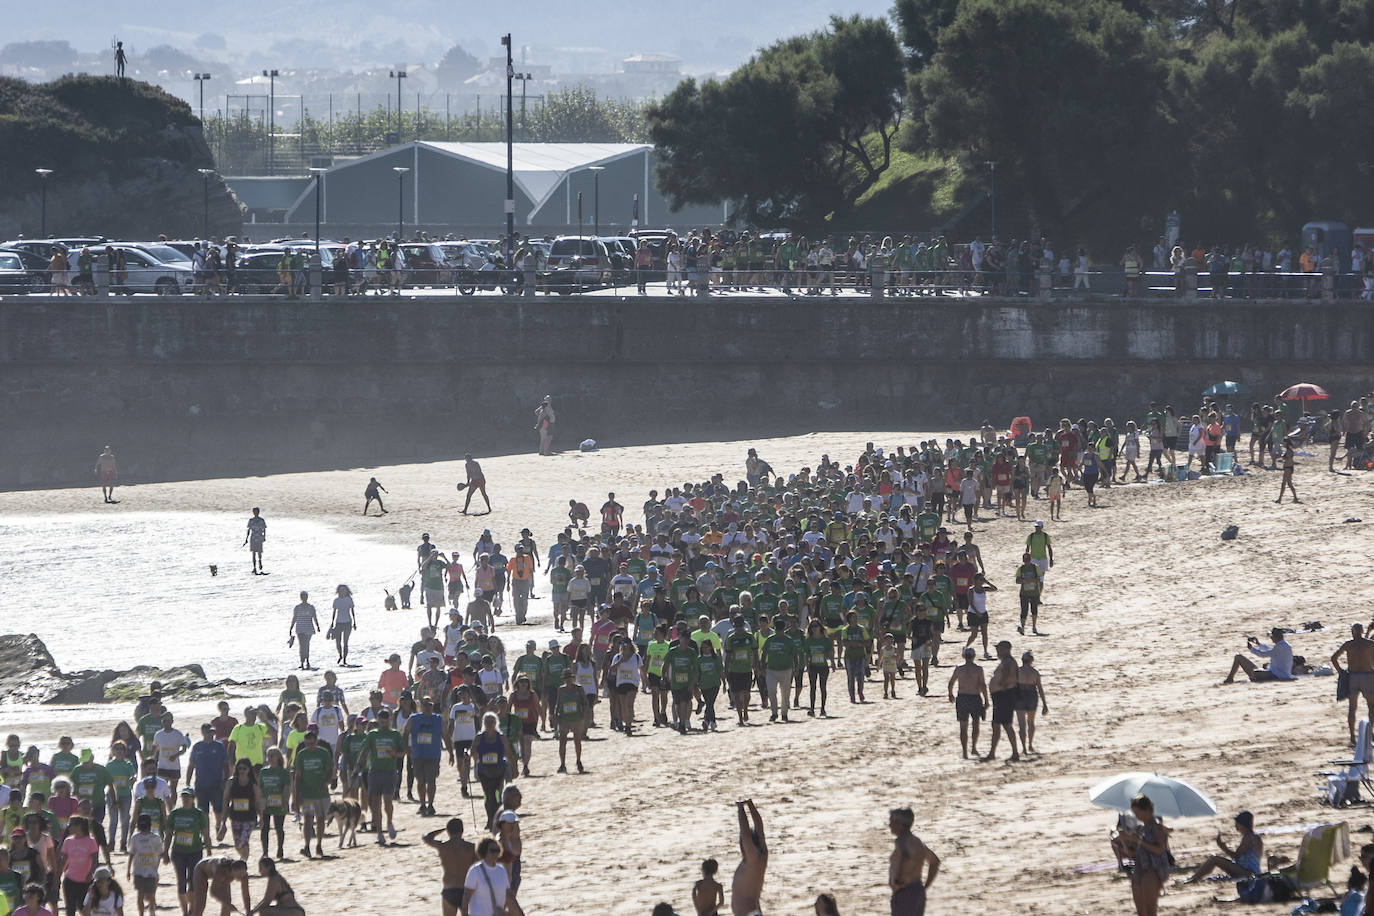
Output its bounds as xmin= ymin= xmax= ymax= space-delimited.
xmin=576 ymin=761 xmax=585 ymax=773
xmin=557 ymin=764 xmax=567 ymax=773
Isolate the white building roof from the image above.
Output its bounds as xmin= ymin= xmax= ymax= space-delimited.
xmin=415 ymin=142 xmax=648 ymax=213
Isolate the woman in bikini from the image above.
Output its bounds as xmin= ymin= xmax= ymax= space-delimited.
xmin=250 ymin=857 xmax=304 ymax=915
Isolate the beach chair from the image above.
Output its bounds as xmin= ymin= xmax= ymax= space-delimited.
xmin=1319 ymin=720 xmax=1373 ymax=806
xmin=1278 ymin=823 xmax=1345 ymax=894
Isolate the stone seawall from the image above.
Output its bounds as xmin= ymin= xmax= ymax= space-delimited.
xmin=1 ymin=296 xmax=1368 ymax=489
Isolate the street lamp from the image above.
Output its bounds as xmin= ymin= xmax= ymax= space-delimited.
xmin=34 ymin=168 xmax=53 ymax=238
xmin=501 ymin=34 xmax=515 ymax=261
xmin=308 ymin=167 xmax=326 ymax=258
xmin=392 ymin=166 xmax=409 ymax=242
xmin=262 ymin=69 xmax=279 ymax=172
xmin=985 ymin=160 xmax=998 ymax=239
xmin=588 ymin=166 xmax=605 ymax=238
xmin=389 ymin=69 xmax=407 ymax=142
xmin=193 ymin=72 xmax=212 ymax=122
xmin=197 ymin=168 xmax=214 ymax=239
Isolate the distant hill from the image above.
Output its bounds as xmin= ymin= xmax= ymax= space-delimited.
xmin=0 ymin=76 xmax=242 ymax=239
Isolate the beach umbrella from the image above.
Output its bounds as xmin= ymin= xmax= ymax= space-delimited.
xmin=1088 ymin=772 xmax=1217 ymax=819
xmin=1279 ymin=382 xmax=1330 ymax=415
xmin=1202 ymin=380 xmax=1250 ymax=397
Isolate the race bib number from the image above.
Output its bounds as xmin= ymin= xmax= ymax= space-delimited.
xmin=480 ymin=752 xmax=499 ymax=766
xmin=77 ymin=785 xmax=94 ymax=797
xmin=266 ymin=794 xmax=283 ymax=809
xmin=416 ymin=733 xmax=433 ymax=745
xmin=232 ymin=798 xmax=249 ymax=812
xmin=175 ymin=830 xmax=193 ymax=847
xmin=562 ymin=701 xmax=579 ymax=715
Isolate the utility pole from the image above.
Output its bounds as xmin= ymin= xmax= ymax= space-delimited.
xmin=193 ymin=72 xmax=212 ymax=123
xmin=501 ymin=34 xmax=515 ymax=260
xmin=985 ymin=160 xmax=998 ymax=240
xmin=393 ymin=166 xmax=409 ymax=242
xmin=34 ymin=168 xmax=52 ymax=238
xmin=197 ymin=168 xmax=214 ymax=238
xmin=588 ymin=166 xmax=605 ymax=237
xmin=263 ymin=69 xmax=279 ymax=173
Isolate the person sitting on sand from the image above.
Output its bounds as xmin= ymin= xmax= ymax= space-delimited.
xmin=1181 ymin=810 xmax=1263 ymax=884
xmin=1223 ymin=628 xmax=1296 ymax=683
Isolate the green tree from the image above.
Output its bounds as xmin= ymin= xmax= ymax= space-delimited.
xmin=435 ymin=44 xmax=481 ymax=87
xmin=648 ymin=14 xmax=904 ymax=227
xmin=911 ymin=0 xmax=1172 ymax=241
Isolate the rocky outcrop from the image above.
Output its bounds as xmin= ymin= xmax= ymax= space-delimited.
xmin=0 ymin=75 xmax=243 ymax=240
xmin=0 ymin=634 xmax=242 ymax=705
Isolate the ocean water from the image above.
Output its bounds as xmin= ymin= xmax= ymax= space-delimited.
xmin=0 ymin=512 xmax=418 ymax=683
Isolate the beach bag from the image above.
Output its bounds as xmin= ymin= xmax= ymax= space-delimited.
xmin=1238 ymin=877 xmax=1272 ymax=903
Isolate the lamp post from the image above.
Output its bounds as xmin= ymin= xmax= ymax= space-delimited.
xmin=308 ymin=167 xmax=326 ymax=257
xmin=985 ymin=160 xmax=998 ymax=239
xmin=393 ymin=166 xmax=409 ymax=242
xmin=501 ymin=34 xmax=515 ymax=261
xmin=34 ymin=168 xmax=52 ymax=238
xmin=389 ymin=69 xmax=407 ymax=142
xmin=196 ymin=168 xmax=214 ymax=238
xmin=262 ymin=69 xmax=279 ymax=173
xmin=588 ymin=166 xmax=605 ymax=238
xmin=193 ymin=72 xmax=212 ymax=122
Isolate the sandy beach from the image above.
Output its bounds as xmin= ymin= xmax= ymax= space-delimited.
xmin=0 ymin=431 xmax=1367 ymax=915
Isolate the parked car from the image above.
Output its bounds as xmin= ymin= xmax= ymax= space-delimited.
xmin=0 ymin=246 xmax=53 ymax=291
xmin=597 ymin=236 xmax=638 ymax=283
xmin=438 ymin=241 xmax=492 ymax=271
xmin=398 ymin=242 xmax=451 ymax=285
xmin=61 ymin=244 xmax=193 ymax=295
xmin=546 ymin=236 xmax=614 ymax=290
xmin=0 ymin=251 xmax=37 ymax=294
xmin=627 ymin=229 xmax=679 ymax=272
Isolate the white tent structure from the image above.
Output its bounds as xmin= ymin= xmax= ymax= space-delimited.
xmin=283 ymin=141 xmax=723 ymax=230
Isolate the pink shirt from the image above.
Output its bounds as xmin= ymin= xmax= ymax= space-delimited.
xmin=61 ymin=834 xmax=99 ymax=882
xmin=378 ymin=669 xmax=408 ymax=707
xmin=589 ymin=619 xmax=616 ymax=653
xmin=48 ymin=795 xmax=78 ymax=827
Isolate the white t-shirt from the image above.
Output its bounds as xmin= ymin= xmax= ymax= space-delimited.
xmin=310 ymin=706 xmax=345 ymax=747
xmin=616 ymin=653 xmax=641 ymax=687
xmin=129 ymin=831 xmax=163 ymax=877
xmin=464 ymin=862 xmax=511 ymax=916
xmin=83 ymin=888 xmax=124 ymax=915
xmin=449 ymin=703 xmax=477 ymax=742
xmin=444 ymin=624 xmax=465 ymax=656
xmin=136 ymin=775 xmax=172 ymax=802
xmin=152 ymin=729 xmax=189 ymax=771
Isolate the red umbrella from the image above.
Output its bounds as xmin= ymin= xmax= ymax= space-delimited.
xmin=1279 ymin=383 xmax=1329 ymax=415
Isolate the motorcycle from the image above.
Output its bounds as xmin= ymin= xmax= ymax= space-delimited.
xmin=455 ymin=254 xmax=522 ymax=296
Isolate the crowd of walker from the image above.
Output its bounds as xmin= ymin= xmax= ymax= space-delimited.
xmin=56 ymin=389 xmax=1374 ymax=915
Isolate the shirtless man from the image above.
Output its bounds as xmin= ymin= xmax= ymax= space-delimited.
xmin=983 ymin=640 xmax=1020 ymax=762
xmin=888 ymin=807 xmax=939 ymax=916
xmin=460 ymin=453 xmax=491 ymax=515
xmin=423 ymin=818 xmax=476 ymax=916
xmin=1332 ymin=623 xmax=1374 ymax=744
xmin=1016 ymin=650 xmax=1049 ymax=754
xmin=946 ymin=647 xmax=987 ymax=759
xmin=1344 ymin=402 xmax=1368 ymax=470
xmin=244 ymin=508 xmax=267 ymax=575
xmin=731 ymin=799 xmax=766 ymax=916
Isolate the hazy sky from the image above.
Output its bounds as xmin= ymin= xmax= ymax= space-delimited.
xmin=9 ymin=0 xmax=896 ymax=73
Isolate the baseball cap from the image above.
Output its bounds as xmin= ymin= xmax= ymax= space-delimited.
xmin=547 ymin=639 xmax=560 ymax=649
xmin=179 ymin=786 xmax=194 ymax=796
xmin=1035 ymin=520 xmax=1044 ymax=527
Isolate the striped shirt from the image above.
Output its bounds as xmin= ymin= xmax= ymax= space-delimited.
xmin=292 ymin=603 xmax=317 ymax=632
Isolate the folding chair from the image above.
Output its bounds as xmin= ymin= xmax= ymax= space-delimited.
xmin=1319 ymin=719 xmax=1374 ymax=806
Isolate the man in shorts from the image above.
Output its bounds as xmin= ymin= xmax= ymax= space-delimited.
xmin=405 ymin=697 xmax=444 ymax=816
xmin=292 ymin=726 xmax=334 ymax=858
xmin=360 ymin=710 xmax=402 ymax=845
xmin=96 ymin=446 xmax=118 ymax=503
xmin=1025 ymin=521 xmax=1053 ymax=585
xmin=244 ymin=507 xmax=267 ymax=575
xmin=553 ymin=670 xmax=586 ymax=774
xmin=723 ymin=616 xmax=758 ymax=726
xmin=1331 ymin=624 xmax=1374 ymax=745
xmin=423 ymin=817 xmax=476 ymax=916
xmin=946 ymin=647 xmax=987 ymax=759
xmin=983 ymin=640 xmax=1020 ymax=762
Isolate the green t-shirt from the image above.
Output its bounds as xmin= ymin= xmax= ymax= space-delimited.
xmin=362 ymin=728 xmax=403 ymax=772
xmin=1026 ymin=530 xmax=1052 ymax=560
xmin=696 ymin=655 xmax=722 ymax=690
xmin=626 ymin=558 xmax=647 ymax=580
xmin=842 ymin=625 xmax=868 ymax=661
xmin=1026 ymin=442 xmax=1047 ymax=465
xmin=134 ymin=792 xmax=165 ymax=832
xmin=137 ymin=716 xmax=163 ymax=756
xmin=762 ymin=634 xmax=795 ymax=672
xmin=803 ymin=635 xmax=832 ymax=668
xmin=852 ymin=603 xmax=877 ymax=636
xmin=646 ymin=640 xmax=671 ymax=677
xmin=258 ymin=766 xmax=289 ymax=813
xmin=555 ymin=687 xmax=585 ymax=725
xmin=670 ymin=577 xmax=694 ymax=607
xmin=709 ymin=586 xmax=740 ymax=610
xmin=818 ymin=593 xmax=845 ymax=626
xmin=679 ymin=600 xmax=708 ymax=622
xmin=50 ymin=750 xmax=79 ymax=778
xmin=0 ymin=868 xmax=21 ymax=911
xmin=339 ymin=733 xmax=366 ymax=769
xmin=724 ymin=632 xmax=755 ymax=673
xmin=916 ymin=512 xmax=940 ymax=540
xmin=512 ymin=654 xmax=544 ymax=691
xmin=293 ymin=746 xmax=333 ymax=800
xmin=69 ymin=762 xmax=110 ymax=806
xmin=664 ymin=646 xmax=699 ymax=688
xmin=106 ymin=757 xmax=137 ymax=799
xmin=920 ymin=591 xmax=947 ymax=623
xmin=228 ymin=723 xmax=268 ymax=766
xmin=1016 ymin=563 xmax=1042 ymax=596
xmin=167 ymin=805 xmax=209 ymax=852
xmin=550 ymin=567 xmax=571 ymax=595
xmin=543 ymin=652 xmax=570 ymax=687
xmin=753 ymin=594 xmax=779 ymax=620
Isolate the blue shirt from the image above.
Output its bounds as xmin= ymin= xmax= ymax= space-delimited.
xmin=188 ymin=740 xmax=227 ymax=789
xmin=1223 ymin=414 xmax=1241 ymax=436
xmin=408 ymin=713 xmax=444 ymax=760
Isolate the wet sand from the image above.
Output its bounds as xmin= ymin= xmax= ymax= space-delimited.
xmin=0 ymin=433 xmax=1366 ymax=915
